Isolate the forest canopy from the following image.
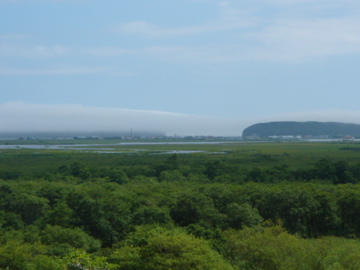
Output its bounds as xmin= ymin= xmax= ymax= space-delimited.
xmin=0 ymin=140 xmax=360 ymax=269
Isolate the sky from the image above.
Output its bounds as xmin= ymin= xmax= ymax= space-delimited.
xmin=1 ymin=0 xmax=360 ymax=136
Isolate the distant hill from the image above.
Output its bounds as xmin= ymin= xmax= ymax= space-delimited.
xmin=242 ymin=121 xmax=360 ymax=138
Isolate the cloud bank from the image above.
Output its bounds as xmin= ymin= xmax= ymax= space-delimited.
xmin=2 ymin=103 xmax=360 ymax=137
xmin=0 ymin=102 xmax=244 ymax=136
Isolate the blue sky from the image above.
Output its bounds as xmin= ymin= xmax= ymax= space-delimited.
xmin=1 ymin=0 xmax=360 ymax=135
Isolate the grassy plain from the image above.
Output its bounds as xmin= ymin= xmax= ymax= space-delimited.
xmin=1 ymin=139 xmax=360 ymax=178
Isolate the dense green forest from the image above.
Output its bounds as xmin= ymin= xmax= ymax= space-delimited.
xmin=1 ymin=140 xmax=360 ymax=269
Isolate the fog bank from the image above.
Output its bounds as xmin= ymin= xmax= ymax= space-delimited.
xmin=0 ymin=102 xmax=245 ymax=136
xmin=2 ymin=102 xmax=360 ymax=137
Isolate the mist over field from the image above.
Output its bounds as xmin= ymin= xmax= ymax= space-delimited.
xmin=2 ymin=102 xmax=360 ymax=137
xmin=0 ymin=102 xmax=244 ymax=137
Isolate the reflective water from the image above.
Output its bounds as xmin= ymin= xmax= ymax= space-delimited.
xmin=0 ymin=142 xmax=228 ymax=154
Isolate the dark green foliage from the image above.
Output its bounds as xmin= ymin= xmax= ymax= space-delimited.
xmin=42 ymin=200 xmax=75 ymax=228
xmin=0 ymin=170 xmax=22 ymax=180
xmin=224 ymin=202 xmax=263 ymax=229
xmin=158 ymin=170 xmax=185 ymax=182
xmin=337 ymin=188 xmax=360 ymax=236
xmin=7 ymin=193 xmax=49 ymax=225
xmin=108 ymin=169 xmax=129 ymax=184
xmin=246 ymin=167 xmax=269 ymax=182
xmin=204 ymin=159 xmax=228 ymax=180
xmin=0 ymin=211 xmax=24 ymax=231
xmin=310 ymin=158 xmax=358 ymax=184
xmin=164 ymin=154 xmax=179 ymax=170
xmin=132 ymin=207 xmax=171 ymax=226
xmin=66 ymin=192 xmax=119 ymax=247
xmin=37 ymin=184 xmax=67 ymax=206
xmin=170 ymin=193 xmax=219 ymax=227
xmin=314 ymin=158 xmax=337 ymax=182
xmin=70 ymin=162 xmax=92 ymax=180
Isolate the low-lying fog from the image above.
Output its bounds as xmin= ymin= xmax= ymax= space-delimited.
xmin=2 ymin=102 xmax=360 ymax=137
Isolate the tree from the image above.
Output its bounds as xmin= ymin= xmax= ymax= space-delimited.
xmin=158 ymin=170 xmax=185 ymax=182
xmin=108 ymin=169 xmax=129 ymax=184
xmin=63 ymin=249 xmax=117 ymax=270
xmin=110 ymin=226 xmax=234 ymax=270
xmin=313 ymin=158 xmax=337 ymax=182
xmin=43 ymin=200 xmax=75 ymax=228
xmin=70 ymin=162 xmax=92 ymax=180
xmin=246 ymin=167 xmax=268 ymax=183
xmin=170 ymin=193 xmax=218 ymax=227
xmin=224 ymin=225 xmax=314 ymax=270
xmin=204 ymin=160 xmax=228 ymax=180
xmin=165 ymin=154 xmax=179 ymax=171
xmin=131 ymin=207 xmax=171 ymax=226
xmin=7 ymin=193 xmax=49 ymax=225
xmin=333 ymin=160 xmax=354 ymax=184
xmin=41 ymin=225 xmax=101 ymax=253
xmin=224 ymin=202 xmax=263 ymax=229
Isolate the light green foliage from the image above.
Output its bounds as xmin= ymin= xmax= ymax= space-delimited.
xmin=41 ymin=225 xmax=101 ymax=253
xmin=225 ymin=224 xmax=360 ymax=270
xmin=225 ymin=225 xmax=314 ymax=270
xmin=28 ymin=255 xmax=65 ymax=270
xmin=309 ymin=237 xmax=360 ymax=270
xmin=63 ymin=249 xmax=117 ymax=270
xmin=111 ymin=226 xmax=234 ymax=270
xmin=0 ymin=240 xmax=63 ymax=270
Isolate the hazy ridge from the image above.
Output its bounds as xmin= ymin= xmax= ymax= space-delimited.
xmin=242 ymin=121 xmax=360 ymax=138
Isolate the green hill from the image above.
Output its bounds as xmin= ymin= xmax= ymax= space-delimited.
xmin=242 ymin=121 xmax=360 ymax=138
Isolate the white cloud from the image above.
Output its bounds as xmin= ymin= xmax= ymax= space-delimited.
xmin=113 ymin=18 xmax=252 ymax=38
xmin=0 ymin=66 xmax=109 ymax=75
xmin=113 ymin=2 xmax=255 ymax=38
xmin=1 ymin=0 xmax=360 ymax=66
xmin=0 ymin=45 xmax=71 ymax=58
xmin=249 ymin=16 xmax=360 ymax=61
xmin=82 ymin=46 xmax=134 ymax=57
xmin=108 ymin=0 xmax=360 ymax=62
